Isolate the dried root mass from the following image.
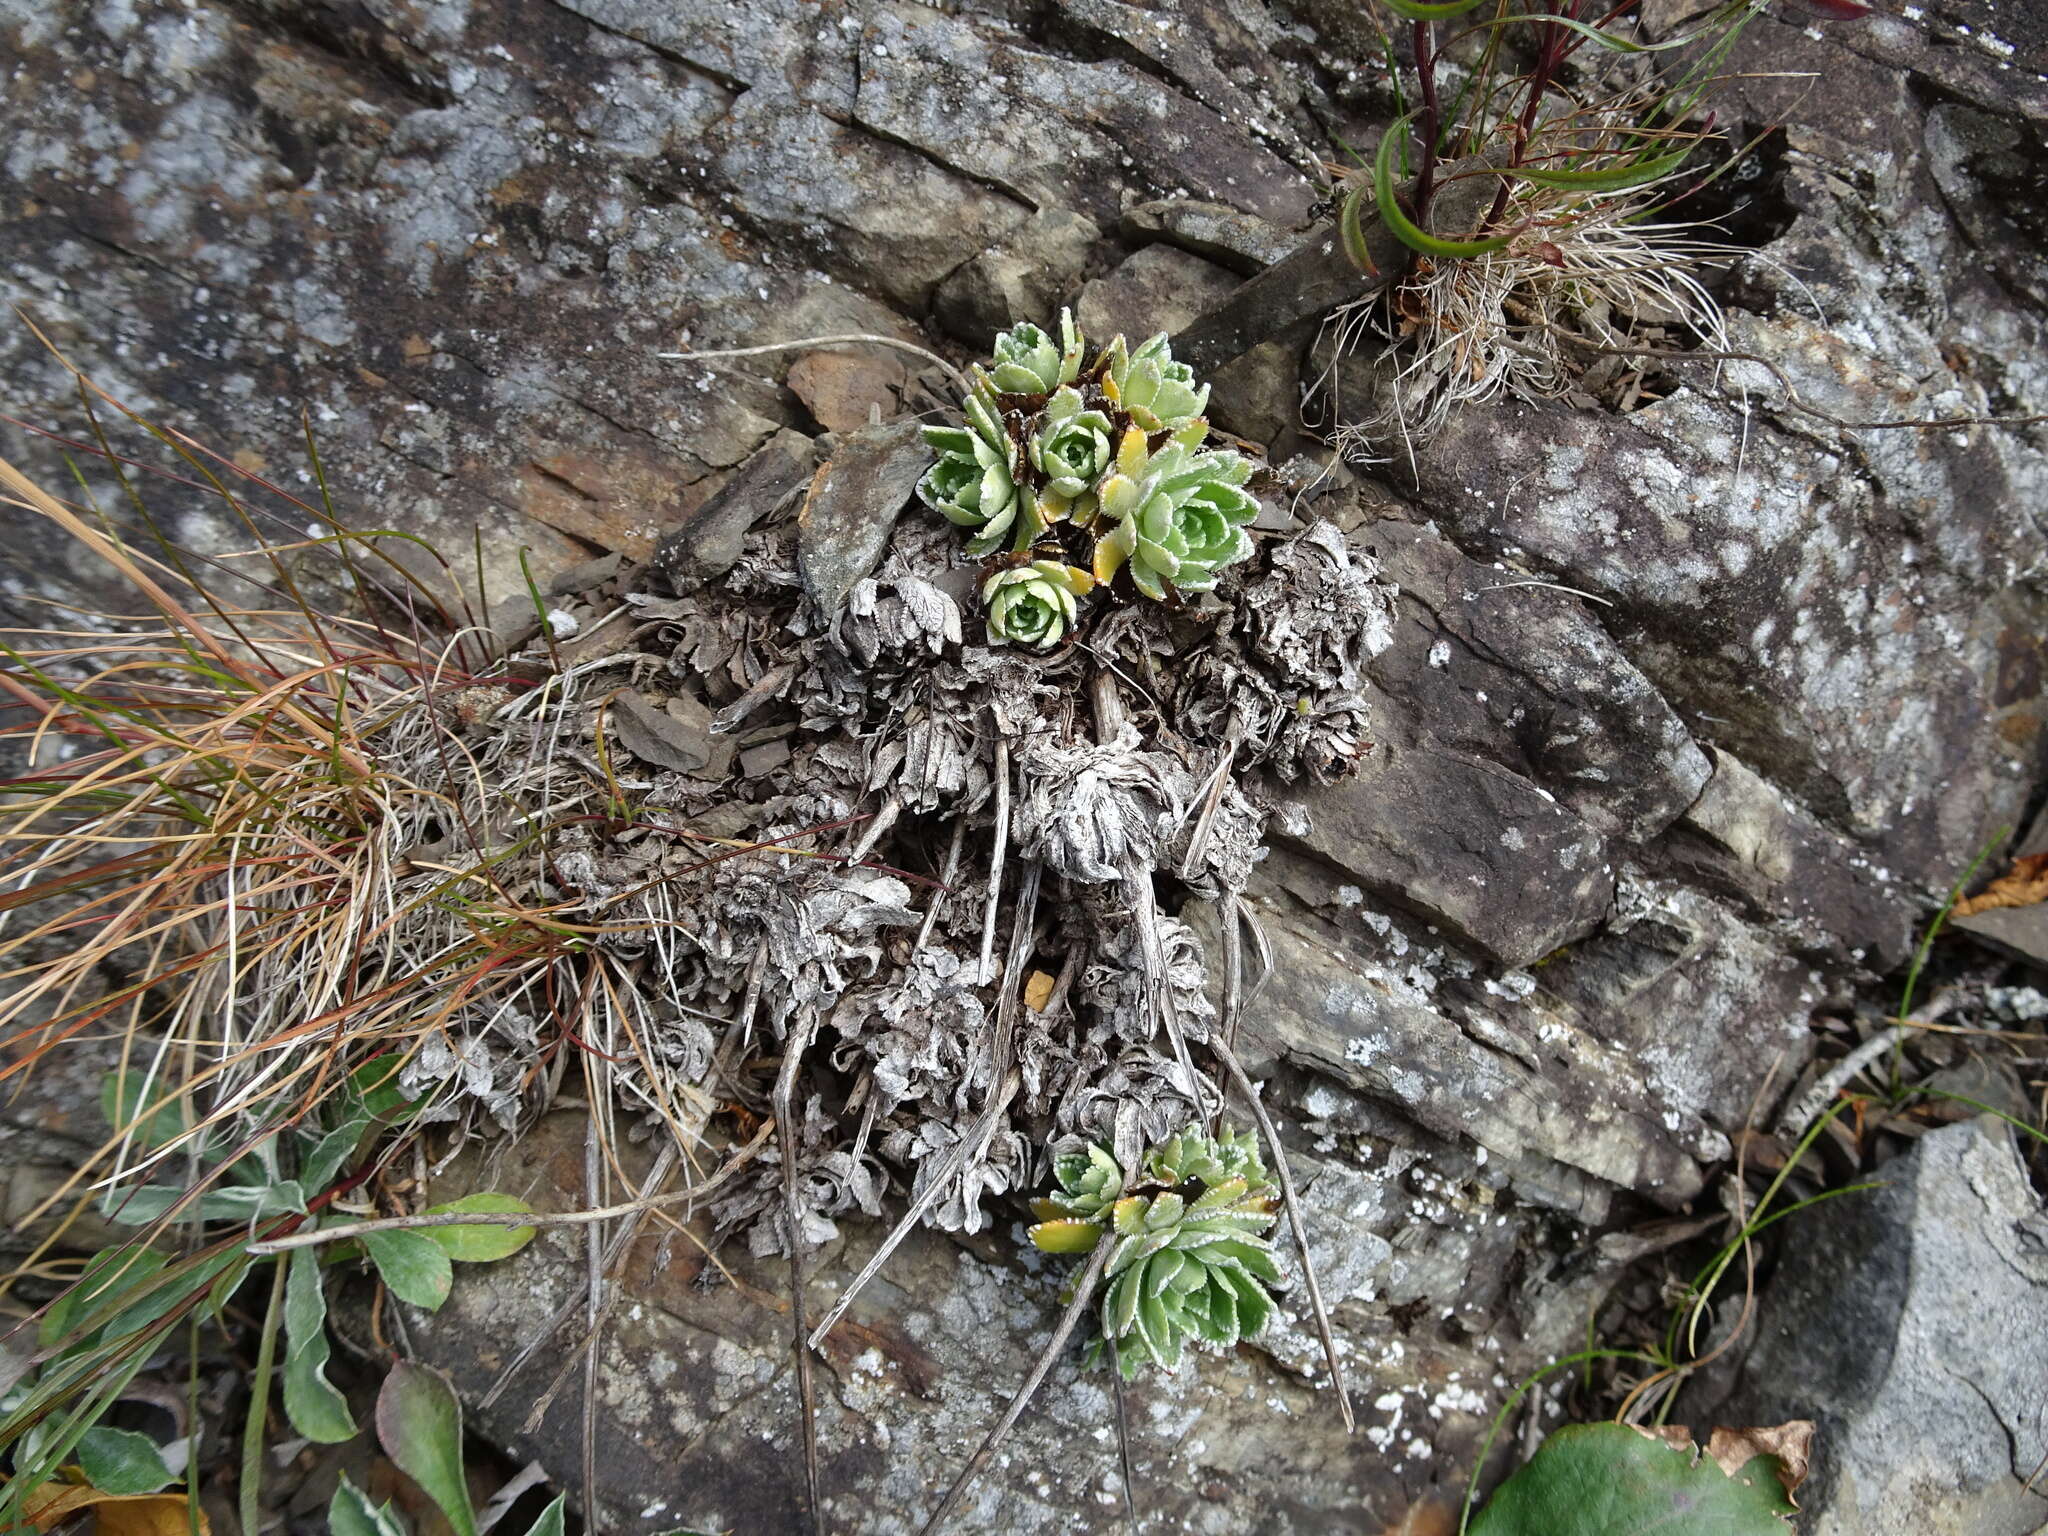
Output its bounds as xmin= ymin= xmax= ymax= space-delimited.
xmin=388 ymin=439 xmax=1399 ymax=1263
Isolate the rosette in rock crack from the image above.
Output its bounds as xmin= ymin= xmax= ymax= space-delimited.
xmin=982 ymin=560 xmax=1094 ymax=651
xmin=919 ymin=311 xmax=1260 ymax=642
xmin=1029 ymin=1125 xmax=1281 ymax=1379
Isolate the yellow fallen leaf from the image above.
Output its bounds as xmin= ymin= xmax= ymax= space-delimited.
xmin=21 ymin=1481 xmax=210 ymax=1535
xmin=1022 ymin=969 xmax=1056 ymax=1013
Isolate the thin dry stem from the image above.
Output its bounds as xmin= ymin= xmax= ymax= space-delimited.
xmin=1210 ymin=1036 xmax=1354 ymax=1434
xmin=773 ymin=1011 xmax=828 ymax=1536
xmin=805 ymin=1070 xmax=1022 ymax=1349
xmin=656 ymin=334 xmax=967 ymax=395
xmin=918 ymin=1232 xmax=1117 ymax=1536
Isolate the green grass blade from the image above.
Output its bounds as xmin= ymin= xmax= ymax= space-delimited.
xmin=1506 ymin=146 xmax=1693 ymax=191
xmin=1377 ymin=113 xmax=1514 ymax=258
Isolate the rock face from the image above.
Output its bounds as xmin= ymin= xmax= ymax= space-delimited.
xmin=410 ymin=1113 xmax=1508 ymax=1535
xmin=1710 ymin=1117 xmax=2048 ymax=1536
xmin=3 ymin=0 xmax=2046 ymax=1532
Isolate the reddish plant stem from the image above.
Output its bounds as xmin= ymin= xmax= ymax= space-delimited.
xmin=1413 ymin=18 xmax=1441 ymax=218
xmin=1483 ymin=0 xmax=1575 ymax=229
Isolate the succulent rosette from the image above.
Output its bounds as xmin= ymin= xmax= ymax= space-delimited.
xmin=918 ymin=391 xmax=1022 ymax=556
xmin=1028 ymin=1125 xmax=1281 ymax=1380
xmin=981 ymin=559 xmax=1095 ymax=651
xmin=983 ymin=312 xmax=1084 ymax=395
xmin=1102 ymin=332 xmax=1210 ymax=432
xmin=1030 ymin=1143 xmax=1125 ymax=1230
xmin=1027 ymin=386 xmax=1114 ymax=519
xmin=920 ymin=310 xmax=1261 ymax=644
xmin=1090 ymin=428 xmax=1258 ymax=599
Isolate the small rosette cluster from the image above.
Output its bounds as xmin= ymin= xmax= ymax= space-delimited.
xmin=1029 ymin=1126 xmax=1280 ymax=1380
xmin=982 ymin=560 xmax=1095 ymax=650
xmin=917 ymin=311 xmax=1259 ymax=650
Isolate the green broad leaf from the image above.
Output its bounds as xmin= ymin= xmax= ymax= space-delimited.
xmin=105 ymin=1245 xmax=249 ymax=1338
xmin=282 ymin=1248 xmax=357 ymax=1443
xmin=74 ymin=1424 xmax=177 ymax=1494
xmin=522 ymin=1494 xmax=568 ymax=1536
xmin=1111 ymin=1196 xmax=1146 ymax=1236
xmin=364 ymin=1229 xmax=454 ymax=1311
xmin=1378 ymin=0 xmax=1488 ymax=16
xmin=220 ymin=1128 xmax=285 ymax=1185
xmin=1376 ymin=113 xmax=1514 ymax=260
xmin=205 ymin=1251 xmax=257 ymax=1323
xmin=376 ymin=1361 xmax=478 ymax=1536
xmin=102 ymin=1179 xmax=306 ymax=1226
xmin=1136 ymin=1291 xmax=1172 ymax=1364
xmin=349 ymin=1056 xmax=416 ymax=1120
xmin=1145 ymin=1250 xmax=1187 ymax=1296
xmin=39 ymin=1245 xmax=166 ymax=1351
xmin=330 ymin=1474 xmax=410 ymax=1536
xmin=301 ymin=1114 xmax=370 ymax=1195
xmin=1227 ymin=1270 xmax=1272 ymax=1337
xmin=1470 ymin=1423 xmax=1796 ymax=1535
xmin=99 ymin=1069 xmax=189 ymax=1151
xmin=417 ymin=1193 xmax=537 ymax=1263
xmin=1144 ymin=1192 xmax=1185 ymax=1231
xmin=1507 ymin=146 xmax=1694 ymax=192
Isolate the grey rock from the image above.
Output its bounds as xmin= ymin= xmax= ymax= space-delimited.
xmin=712 ymin=93 xmax=1030 ymax=311
xmin=398 ymin=1110 xmax=1548 ymax=1535
xmin=5 ymin=1 xmax=2047 ymax=1530
xmin=1409 ymin=365 xmax=2042 ymax=897
xmin=1051 ymin=0 xmax=1308 ymax=157
xmin=1208 ymin=332 xmax=1307 ymax=452
xmin=1954 ymin=904 xmax=2048 ymax=971
xmin=650 ymin=429 xmax=817 ymax=595
xmin=796 ymin=421 xmax=928 ymax=630
xmin=1924 ymin=104 xmax=2048 ymax=314
xmin=1223 ymin=884 xmax=1710 ymax=1218
xmin=1954 ymin=797 xmax=2048 ymax=968
xmin=1121 ymin=199 xmax=1298 ymax=273
xmin=853 ymin=5 xmax=1314 ymax=228
xmin=1669 ymin=747 xmax=1918 ymax=967
xmin=609 ymin=689 xmax=731 ymax=778
xmin=1395 ymin=26 xmax=2048 ymax=897
xmin=933 ymin=207 xmax=1100 ymax=345
xmin=1533 ymin=877 xmax=1818 ymax=1132
xmin=1280 ymin=741 xmax=1614 ymax=970
xmin=1713 ymin=1117 xmax=2048 ymax=1536
xmin=1172 ymin=219 xmax=1396 ymax=377
xmin=1364 ymin=516 xmax=1713 ymax=846
xmin=1716 ymin=0 xmax=2047 ymax=135
xmin=1074 ymin=245 xmax=1240 ymax=345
